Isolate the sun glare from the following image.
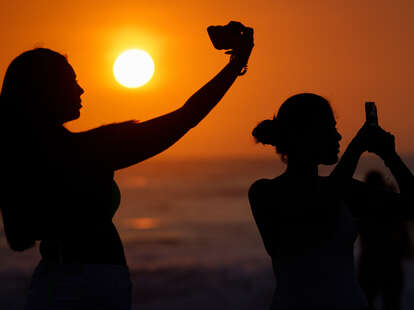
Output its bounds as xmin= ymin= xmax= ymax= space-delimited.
xmin=113 ymin=49 xmax=154 ymax=88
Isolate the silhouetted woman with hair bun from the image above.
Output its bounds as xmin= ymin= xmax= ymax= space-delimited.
xmin=248 ymin=93 xmax=414 ymax=310
xmin=0 ymin=21 xmax=253 ymax=310
xmin=252 ymin=118 xmax=277 ymax=146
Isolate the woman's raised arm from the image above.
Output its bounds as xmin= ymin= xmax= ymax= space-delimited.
xmin=76 ymin=24 xmax=253 ymax=170
xmin=331 ymin=124 xmax=414 ymax=219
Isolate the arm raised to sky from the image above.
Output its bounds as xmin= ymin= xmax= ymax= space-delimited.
xmin=330 ymin=124 xmax=414 ymax=219
xmin=77 ymin=24 xmax=254 ymax=170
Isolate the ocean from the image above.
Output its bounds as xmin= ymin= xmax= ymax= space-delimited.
xmin=1 ymin=155 xmax=414 ymax=309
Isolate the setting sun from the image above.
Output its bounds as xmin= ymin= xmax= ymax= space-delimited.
xmin=113 ymin=49 xmax=155 ymax=88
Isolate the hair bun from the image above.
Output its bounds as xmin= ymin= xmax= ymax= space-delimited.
xmin=252 ymin=119 xmax=277 ymax=146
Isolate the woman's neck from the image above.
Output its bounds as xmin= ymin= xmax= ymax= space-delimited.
xmin=285 ymin=157 xmax=319 ymax=179
xmin=28 ymin=117 xmax=67 ymax=138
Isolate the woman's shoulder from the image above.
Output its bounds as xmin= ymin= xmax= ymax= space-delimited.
xmin=249 ymin=178 xmax=271 ymax=192
xmin=248 ymin=175 xmax=287 ymax=205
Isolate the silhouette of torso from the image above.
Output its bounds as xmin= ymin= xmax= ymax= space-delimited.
xmin=250 ymin=175 xmax=368 ymax=310
xmin=33 ymin=126 xmax=126 ymax=266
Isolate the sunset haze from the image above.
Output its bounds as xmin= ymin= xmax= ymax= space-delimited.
xmin=1 ymin=0 xmax=414 ymax=159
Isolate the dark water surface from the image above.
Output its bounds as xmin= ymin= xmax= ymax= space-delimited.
xmin=1 ymin=156 xmax=414 ymax=309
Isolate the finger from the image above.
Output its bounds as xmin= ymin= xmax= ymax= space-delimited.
xmin=244 ymin=27 xmax=253 ymax=34
xmin=387 ymin=132 xmax=395 ymax=142
xmin=376 ymin=126 xmax=387 ymax=134
xmin=240 ymin=29 xmax=254 ymax=48
xmin=244 ymin=27 xmax=254 ymax=41
xmin=367 ymin=125 xmax=385 ymax=137
xmin=360 ymin=122 xmax=370 ymax=132
xmin=375 ymin=126 xmax=392 ymax=138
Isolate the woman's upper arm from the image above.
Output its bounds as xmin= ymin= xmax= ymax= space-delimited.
xmin=248 ymin=179 xmax=269 ymax=209
xmin=249 ymin=179 xmax=277 ymax=225
xmin=343 ymin=178 xmax=414 ymax=220
xmin=75 ymin=109 xmax=193 ymax=170
xmin=249 ymin=179 xmax=281 ymax=255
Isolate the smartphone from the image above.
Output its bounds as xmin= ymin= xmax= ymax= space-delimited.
xmin=365 ymin=101 xmax=378 ymax=126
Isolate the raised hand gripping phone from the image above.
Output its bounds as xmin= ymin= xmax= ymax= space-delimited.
xmin=365 ymin=101 xmax=378 ymax=126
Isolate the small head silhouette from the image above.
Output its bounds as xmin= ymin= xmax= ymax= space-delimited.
xmin=252 ymin=93 xmax=342 ymax=165
xmin=1 ymin=48 xmax=84 ymax=126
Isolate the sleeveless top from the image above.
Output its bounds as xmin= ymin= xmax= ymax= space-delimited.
xmin=37 ymin=127 xmax=127 ymax=266
xmin=270 ymin=201 xmax=368 ymax=310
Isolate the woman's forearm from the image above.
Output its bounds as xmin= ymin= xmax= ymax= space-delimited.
xmin=330 ymin=139 xmax=364 ymax=181
xmin=180 ymin=58 xmax=247 ymax=129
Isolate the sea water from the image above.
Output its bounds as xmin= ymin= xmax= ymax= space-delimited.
xmin=1 ymin=155 xmax=413 ymax=309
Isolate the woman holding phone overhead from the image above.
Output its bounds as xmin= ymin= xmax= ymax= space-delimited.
xmin=0 ymin=21 xmax=253 ymax=309
xmin=248 ymin=93 xmax=414 ymax=310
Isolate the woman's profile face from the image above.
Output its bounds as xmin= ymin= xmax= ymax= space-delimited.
xmin=292 ymin=108 xmax=341 ymax=166
xmin=312 ymin=112 xmax=342 ymax=165
xmin=47 ymin=61 xmax=84 ymax=124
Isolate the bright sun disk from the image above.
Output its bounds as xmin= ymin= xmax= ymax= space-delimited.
xmin=113 ymin=49 xmax=154 ymax=88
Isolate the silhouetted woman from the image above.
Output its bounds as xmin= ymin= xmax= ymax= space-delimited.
xmin=248 ymin=93 xmax=414 ymax=310
xmin=0 ymin=23 xmax=253 ymax=309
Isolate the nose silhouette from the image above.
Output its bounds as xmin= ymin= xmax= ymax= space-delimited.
xmin=78 ymin=84 xmax=84 ymax=96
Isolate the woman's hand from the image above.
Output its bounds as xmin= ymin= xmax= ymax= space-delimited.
xmin=367 ymin=126 xmax=396 ymax=161
xmin=330 ymin=123 xmax=396 ymax=186
xmin=225 ymin=21 xmax=254 ymax=73
xmin=351 ymin=123 xmax=396 ymax=160
xmin=335 ymin=122 xmax=412 ymax=199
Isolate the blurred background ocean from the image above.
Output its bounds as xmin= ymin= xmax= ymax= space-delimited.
xmin=1 ymin=155 xmax=414 ymax=309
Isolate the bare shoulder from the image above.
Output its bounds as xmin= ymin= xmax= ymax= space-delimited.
xmin=248 ymin=178 xmax=271 ymax=195
xmin=248 ymin=175 xmax=286 ymax=206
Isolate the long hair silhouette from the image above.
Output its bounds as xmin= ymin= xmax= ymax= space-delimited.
xmin=1 ymin=48 xmax=83 ymax=251
xmin=0 ymin=22 xmax=253 ymax=309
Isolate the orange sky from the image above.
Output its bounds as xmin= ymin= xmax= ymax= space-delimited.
xmin=1 ymin=0 xmax=414 ymax=159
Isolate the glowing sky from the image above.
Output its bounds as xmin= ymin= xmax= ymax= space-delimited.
xmin=1 ymin=0 xmax=414 ymax=158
